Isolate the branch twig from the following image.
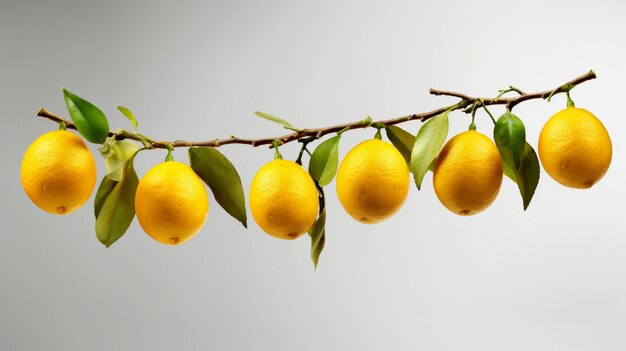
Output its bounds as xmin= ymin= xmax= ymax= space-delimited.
xmin=36 ymin=70 xmax=596 ymax=149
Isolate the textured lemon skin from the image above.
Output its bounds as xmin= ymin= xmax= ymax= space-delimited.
xmin=538 ymin=107 xmax=612 ymax=189
xmin=135 ymin=161 xmax=209 ymax=245
xmin=249 ymin=160 xmax=318 ymax=240
xmin=21 ymin=130 xmax=97 ymax=215
xmin=433 ymin=131 xmax=503 ymax=216
xmin=336 ymin=139 xmax=409 ymax=224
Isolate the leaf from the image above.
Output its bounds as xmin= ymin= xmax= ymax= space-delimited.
xmin=101 ymin=140 xmax=140 ymax=181
xmin=516 ymin=142 xmax=540 ymax=210
xmin=307 ymin=205 xmax=326 ymax=270
xmin=95 ymin=155 xmax=139 ymax=247
xmin=117 ymin=106 xmax=139 ymax=130
xmin=308 ymin=135 xmax=341 ymax=187
xmin=94 ymin=176 xmax=116 ymax=218
xmin=428 ymin=159 xmax=436 ymax=172
xmin=63 ymin=88 xmax=110 ymax=144
xmin=189 ymin=147 xmax=247 ymax=228
xmin=502 ymin=162 xmax=517 ymax=183
xmin=385 ymin=125 xmax=415 ymax=163
xmin=492 ymin=114 xmax=539 ymax=209
xmin=494 ymin=112 xmax=526 ymax=172
xmin=254 ymin=111 xmax=294 ymax=128
xmin=409 ymin=112 xmax=449 ymax=190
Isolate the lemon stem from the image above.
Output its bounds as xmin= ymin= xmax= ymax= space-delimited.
xmin=469 ymin=101 xmax=478 ymax=131
xmin=58 ymin=121 xmax=67 ymax=131
xmin=372 ymin=123 xmax=384 ymax=140
xmin=272 ymin=140 xmax=283 ymax=160
xmin=566 ymin=91 xmax=576 ymax=108
xmin=295 ymin=147 xmax=306 ymax=165
xmin=295 ymin=136 xmax=317 ymax=165
xmin=165 ymin=144 xmax=175 ymax=162
xmin=374 ymin=129 xmax=382 ymax=140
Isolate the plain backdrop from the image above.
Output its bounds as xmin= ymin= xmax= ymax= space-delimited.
xmin=2 ymin=0 xmax=626 ymax=350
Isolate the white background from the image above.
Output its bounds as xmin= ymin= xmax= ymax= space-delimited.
xmin=2 ymin=0 xmax=626 ymax=350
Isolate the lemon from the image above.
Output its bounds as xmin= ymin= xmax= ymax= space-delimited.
xmin=249 ymin=159 xmax=318 ymax=240
xmin=336 ymin=139 xmax=409 ymax=223
xmin=135 ymin=161 xmax=209 ymax=245
xmin=21 ymin=130 xmax=97 ymax=214
xmin=433 ymin=130 xmax=503 ymax=216
xmin=538 ymin=107 xmax=612 ymax=189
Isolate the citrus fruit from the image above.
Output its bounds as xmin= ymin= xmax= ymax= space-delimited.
xmin=135 ymin=161 xmax=208 ymax=245
xmin=21 ymin=130 xmax=97 ymax=214
xmin=336 ymin=139 xmax=409 ymax=224
xmin=249 ymin=159 xmax=318 ymax=240
xmin=433 ymin=130 xmax=503 ymax=216
xmin=538 ymin=107 xmax=612 ymax=189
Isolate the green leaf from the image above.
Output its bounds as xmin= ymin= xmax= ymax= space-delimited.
xmin=516 ymin=143 xmax=540 ymax=210
xmin=385 ymin=125 xmax=415 ymax=163
xmin=307 ymin=205 xmax=326 ymax=270
xmin=189 ymin=147 xmax=247 ymax=228
xmin=409 ymin=112 xmax=449 ymax=190
xmin=418 ymin=159 xmax=436 ymax=173
xmin=502 ymin=162 xmax=517 ymax=183
xmin=94 ymin=176 xmax=116 ymax=218
xmin=100 ymin=140 xmax=140 ymax=181
xmin=494 ymin=112 xmax=526 ymax=172
xmin=492 ymin=114 xmax=539 ymax=209
xmin=254 ymin=111 xmax=294 ymax=128
xmin=63 ymin=88 xmax=110 ymax=144
xmin=308 ymin=135 xmax=341 ymax=187
xmin=95 ymin=154 xmax=139 ymax=247
xmin=117 ymin=106 xmax=139 ymax=130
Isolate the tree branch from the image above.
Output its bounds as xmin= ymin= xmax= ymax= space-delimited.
xmin=36 ymin=70 xmax=596 ymax=149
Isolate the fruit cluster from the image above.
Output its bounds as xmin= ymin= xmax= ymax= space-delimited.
xmin=21 ymin=74 xmax=612 ymax=267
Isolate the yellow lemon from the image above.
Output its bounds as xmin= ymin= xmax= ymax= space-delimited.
xmin=135 ymin=161 xmax=208 ymax=245
xmin=433 ymin=131 xmax=503 ymax=216
xmin=538 ymin=107 xmax=612 ymax=189
xmin=249 ymin=159 xmax=318 ymax=240
xmin=21 ymin=130 xmax=96 ymax=214
xmin=336 ymin=139 xmax=409 ymax=224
